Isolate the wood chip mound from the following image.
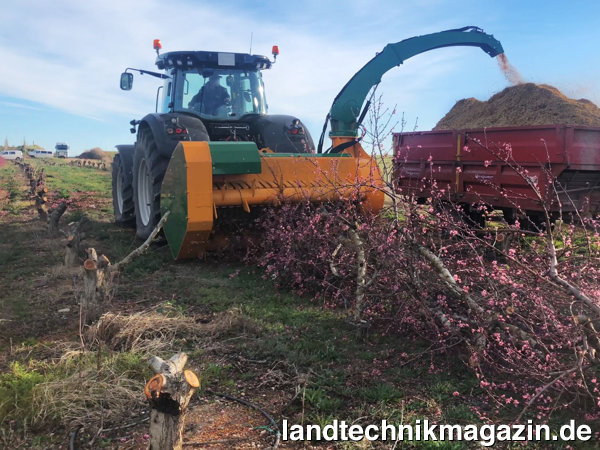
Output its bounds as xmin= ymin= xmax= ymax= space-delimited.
xmin=434 ymin=83 xmax=600 ymax=130
xmin=77 ymin=147 xmax=113 ymax=162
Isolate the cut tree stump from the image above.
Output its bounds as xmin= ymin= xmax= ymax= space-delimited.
xmin=35 ymin=188 xmax=48 ymax=221
xmin=81 ymin=248 xmax=112 ymax=325
xmin=145 ymin=353 xmax=200 ymax=450
xmin=28 ymin=168 xmax=44 ymax=194
xmin=48 ymin=201 xmax=67 ymax=236
xmin=64 ymin=218 xmax=87 ymax=267
xmin=79 ymin=212 xmax=170 ymax=324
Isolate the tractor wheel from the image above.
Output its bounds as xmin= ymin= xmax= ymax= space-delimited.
xmin=132 ymin=128 xmax=170 ymax=240
xmin=111 ymin=154 xmax=135 ymax=226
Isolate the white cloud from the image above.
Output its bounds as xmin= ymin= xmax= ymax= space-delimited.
xmin=0 ymin=0 xmax=476 ymax=128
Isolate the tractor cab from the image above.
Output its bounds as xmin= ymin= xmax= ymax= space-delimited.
xmin=120 ymin=43 xmax=314 ymax=150
xmin=156 ymin=51 xmax=271 ymax=121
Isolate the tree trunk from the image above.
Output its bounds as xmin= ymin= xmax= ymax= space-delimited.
xmin=65 ymin=236 xmax=79 ymax=267
xmin=64 ymin=218 xmax=86 ymax=267
xmin=78 ymin=212 xmax=169 ymax=325
xmin=35 ymin=188 xmax=48 ymax=221
xmin=145 ymin=353 xmax=200 ymax=450
xmin=82 ymin=258 xmax=100 ymax=325
xmin=81 ymin=248 xmax=111 ymax=324
xmin=48 ymin=201 xmax=67 ymax=236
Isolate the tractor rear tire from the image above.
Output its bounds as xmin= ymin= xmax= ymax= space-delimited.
xmin=132 ymin=128 xmax=170 ymax=240
xmin=111 ymin=154 xmax=135 ymax=226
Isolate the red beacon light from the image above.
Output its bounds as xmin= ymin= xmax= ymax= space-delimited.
xmin=272 ymin=45 xmax=279 ymax=62
xmin=153 ymin=39 xmax=162 ymax=55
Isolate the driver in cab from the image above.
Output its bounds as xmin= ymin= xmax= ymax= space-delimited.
xmin=189 ymin=73 xmax=230 ymax=116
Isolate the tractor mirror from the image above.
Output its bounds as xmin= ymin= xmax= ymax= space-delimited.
xmin=120 ymin=72 xmax=133 ymax=90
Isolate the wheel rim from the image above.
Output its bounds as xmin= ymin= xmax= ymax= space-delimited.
xmin=116 ymin=164 xmax=124 ymax=213
xmin=137 ymin=158 xmax=152 ymax=226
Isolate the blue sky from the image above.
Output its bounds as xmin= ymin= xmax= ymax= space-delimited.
xmin=1 ymin=0 xmax=599 ymax=156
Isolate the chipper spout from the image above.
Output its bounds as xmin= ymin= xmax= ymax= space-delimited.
xmin=327 ymin=26 xmax=504 ymax=141
xmin=160 ymin=141 xmax=384 ymax=259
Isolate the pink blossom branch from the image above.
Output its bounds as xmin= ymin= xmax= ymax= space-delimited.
xmin=515 ymin=366 xmax=577 ymax=423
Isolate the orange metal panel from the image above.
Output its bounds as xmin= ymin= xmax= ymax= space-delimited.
xmin=170 ymin=140 xmax=384 ymax=259
xmin=176 ymin=142 xmax=214 ymax=259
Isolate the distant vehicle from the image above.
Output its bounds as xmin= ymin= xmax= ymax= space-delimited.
xmin=30 ymin=149 xmax=54 ymax=158
xmin=0 ymin=150 xmax=23 ymax=161
xmin=55 ymin=142 xmax=69 ymax=158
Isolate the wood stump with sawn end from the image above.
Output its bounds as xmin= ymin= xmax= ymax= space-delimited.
xmin=145 ymin=353 xmax=200 ymax=450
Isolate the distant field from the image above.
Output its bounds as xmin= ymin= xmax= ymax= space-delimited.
xmin=31 ymin=158 xmax=110 ymax=197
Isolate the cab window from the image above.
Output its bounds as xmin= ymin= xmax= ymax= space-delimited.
xmin=178 ymin=69 xmax=267 ymax=120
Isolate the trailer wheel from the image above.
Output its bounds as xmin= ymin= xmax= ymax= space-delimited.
xmin=501 ymin=207 xmax=516 ymax=225
xmin=111 ymin=154 xmax=135 ymax=226
xmin=132 ymin=128 xmax=170 ymax=240
xmin=464 ymin=203 xmax=488 ymax=228
xmin=523 ymin=211 xmax=559 ymax=231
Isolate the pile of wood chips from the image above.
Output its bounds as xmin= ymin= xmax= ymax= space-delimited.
xmin=434 ymin=83 xmax=600 ymax=130
xmin=77 ymin=147 xmax=113 ymax=162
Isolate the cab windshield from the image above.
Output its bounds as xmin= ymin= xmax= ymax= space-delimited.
xmin=179 ymin=69 xmax=267 ymax=120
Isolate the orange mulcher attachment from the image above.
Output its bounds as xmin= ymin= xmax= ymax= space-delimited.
xmin=160 ymin=140 xmax=384 ymax=259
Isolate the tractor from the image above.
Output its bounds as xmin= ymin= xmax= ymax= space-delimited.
xmin=113 ymin=27 xmax=503 ymax=259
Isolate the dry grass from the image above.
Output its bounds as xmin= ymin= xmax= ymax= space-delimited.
xmin=9 ymin=341 xmax=81 ymax=366
xmin=0 ymin=347 xmax=147 ymax=438
xmin=1 ymin=307 xmax=263 ymax=438
xmin=32 ymin=365 xmax=144 ymax=430
xmin=43 ymin=264 xmax=81 ymax=280
xmin=88 ymin=306 xmax=262 ymax=353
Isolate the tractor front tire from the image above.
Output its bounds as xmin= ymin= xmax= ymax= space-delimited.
xmin=111 ymin=154 xmax=135 ymax=226
xmin=132 ymin=129 xmax=170 ymax=240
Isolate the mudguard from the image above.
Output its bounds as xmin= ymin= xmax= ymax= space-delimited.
xmin=138 ymin=113 xmax=210 ymax=158
xmin=243 ymin=114 xmax=315 ymax=153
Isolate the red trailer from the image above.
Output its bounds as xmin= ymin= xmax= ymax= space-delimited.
xmin=393 ymin=125 xmax=600 ymax=222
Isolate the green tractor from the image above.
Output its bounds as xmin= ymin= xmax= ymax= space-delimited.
xmin=113 ymin=41 xmax=315 ymax=239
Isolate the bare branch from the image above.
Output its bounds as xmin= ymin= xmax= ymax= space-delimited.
xmin=111 ymin=211 xmax=170 ymax=272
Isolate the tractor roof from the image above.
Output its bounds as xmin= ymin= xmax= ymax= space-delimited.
xmin=156 ymin=51 xmax=272 ymax=71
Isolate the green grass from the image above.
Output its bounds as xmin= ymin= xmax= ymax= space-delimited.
xmin=28 ymin=158 xmax=110 ymax=195
xmin=359 ymin=383 xmax=403 ymax=402
xmin=0 ymin=163 xmax=17 ymax=186
xmin=0 ymin=362 xmax=46 ymax=426
xmin=141 ymin=261 xmax=480 ymax=427
xmin=0 ymin=348 xmax=152 ymax=435
xmin=0 ymin=164 xmax=30 ymax=216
